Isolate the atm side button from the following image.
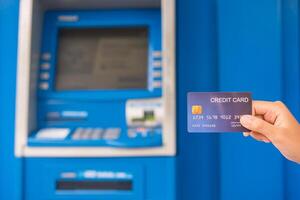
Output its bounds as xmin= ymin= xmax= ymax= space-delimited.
xmin=152 ymin=51 xmax=162 ymax=58
xmin=152 ymin=71 xmax=162 ymax=78
xmin=153 ymin=61 xmax=162 ymax=68
xmin=41 ymin=63 xmax=50 ymax=70
xmin=152 ymin=81 xmax=162 ymax=88
xmin=39 ymin=82 xmax=49 ymax=90
xmin=41 ymin=53 xmax=51 ymax=61
xmin=40 ymin=72 xmax=50 ymax=80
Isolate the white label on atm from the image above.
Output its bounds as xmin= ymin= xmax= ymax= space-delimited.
xmin=126 ymin=98 xmax=163 ymax=128
xmin=36 ymin=128 xmax=70 ymax=140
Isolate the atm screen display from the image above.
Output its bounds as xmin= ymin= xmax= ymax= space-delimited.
xmin=55 ymin=27 xmax=148 ymax=90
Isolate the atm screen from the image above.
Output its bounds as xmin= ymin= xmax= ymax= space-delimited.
xmin=55 ymin=27 xmax=148 ymax=90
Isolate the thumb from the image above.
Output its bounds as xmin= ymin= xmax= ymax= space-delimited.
xmin=240 ymin=115 xmax=277 ymax=140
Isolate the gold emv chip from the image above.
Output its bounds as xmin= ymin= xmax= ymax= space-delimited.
xmin=192 ymin=105 xmax=202 ymax=115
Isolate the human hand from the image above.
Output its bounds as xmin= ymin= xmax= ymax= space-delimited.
xmin=240 ymin=101 xmax=300 ymax=163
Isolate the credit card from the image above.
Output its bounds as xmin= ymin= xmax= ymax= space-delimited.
xmin=187 ymin=92 xmax=252 ymax=133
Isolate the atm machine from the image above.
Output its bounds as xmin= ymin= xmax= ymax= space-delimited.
xmin=15 ymin=0 xmax=176 ymax=199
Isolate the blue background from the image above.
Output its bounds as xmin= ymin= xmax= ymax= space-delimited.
xmin=1 ymin=0 xmax=300 ymax=199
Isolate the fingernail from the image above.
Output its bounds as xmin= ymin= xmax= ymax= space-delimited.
xmin=243 ymin=132 xmax=250 ymax=137
xmin=263 ymin=139 xmax=270 ymax=143
xmin=240 ymin=115 xmax=253 ymax=128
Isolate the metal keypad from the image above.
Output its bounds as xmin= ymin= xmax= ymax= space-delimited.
xmin=72 ymin=128 xmax=120 ymax=140
xmin=72 ymin=128 xmax=104 ymax=140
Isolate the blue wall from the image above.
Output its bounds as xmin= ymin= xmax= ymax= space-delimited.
xmin=176 ymin=0 xmax=220 ymax=200
xmin=282 ymin=1 xmax=300 ymax=200
xmin=1 ymin=0 xmax=300 ymax=200
xmin=177 ymin=0 xmax=220 ymax=199
xmin=178 ymin=0 xmax=300 ymax=199
xmin=218 ymin=0 xmax=284 ymax=200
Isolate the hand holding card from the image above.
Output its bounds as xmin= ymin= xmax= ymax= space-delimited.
xmin=187 ymin=92 xmax=252 ymax=133
xmin=240 ymin=100 xmax=300 ymax=163
xmin=187 ymin=94 xmax=300 ymax=164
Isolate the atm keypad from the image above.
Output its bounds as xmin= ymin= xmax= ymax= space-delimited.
xmin=72 ymin=128 xmax=121 ymax=140
xmin=72 ymin=128 xmax=104 ymax=140
xmin=71 ymin=127 xmax=157 ymax=140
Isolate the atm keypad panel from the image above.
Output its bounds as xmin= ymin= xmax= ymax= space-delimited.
xmin=29 ymin=127 xmax=162 ymax=147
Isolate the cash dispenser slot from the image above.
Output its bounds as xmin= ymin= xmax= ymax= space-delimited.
xmin=33 ymin=165 xmax=143 ymax=199
xmin=56 ymin=180 xmax=132 ymax=191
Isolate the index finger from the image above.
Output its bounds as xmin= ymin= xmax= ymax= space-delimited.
xmin=252 ymin=101 xmax=279 ymax=116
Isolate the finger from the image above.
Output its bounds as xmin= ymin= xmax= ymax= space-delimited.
xmin=253 ymin=101 xmax=283 ymax=125
xmin=243 ymin=115 xmax=263 ymax=137
xmin=240 ymin=115 xmax=277 ymax=140
xmin=249 ymin=132 xmax=271 ymax=143
xmin=252 ymin=101 xmax=278 ymax=115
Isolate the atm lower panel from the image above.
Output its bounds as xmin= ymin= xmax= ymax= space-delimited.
xmin=24 ymin=157 xmax=176 ymax=200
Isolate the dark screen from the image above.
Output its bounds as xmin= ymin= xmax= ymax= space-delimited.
xmin=55 ymin=27 xmax=148 ymax=90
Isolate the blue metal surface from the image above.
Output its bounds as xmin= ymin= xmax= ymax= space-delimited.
xmin=218 ymin=0 xmax=284 ymax=200
xmin=176 ymin=0 xmax=220 ymax=200
xmin=282 ymin=0 xmax=300 ymax=200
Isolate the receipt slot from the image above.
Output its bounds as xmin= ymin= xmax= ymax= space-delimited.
xmin=15 ymin=0 xmax=176 ymax=199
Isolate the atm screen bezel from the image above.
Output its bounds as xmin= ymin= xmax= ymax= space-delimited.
xmin=38 ymin=9 xmax=162 ymax=100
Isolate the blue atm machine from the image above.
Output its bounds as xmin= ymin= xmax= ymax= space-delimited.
xmin=15 ymin=0 xmax=176 ymax=199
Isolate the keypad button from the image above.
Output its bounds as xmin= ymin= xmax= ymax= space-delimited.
xmin=39 ymin=82 xmax=49 ymax=90
xmin=152 ymin=81 xmax=162 ymax=88
xmin=41 ymin=53 xmax=51 ymax=60
xmin=103 ymin=128 xmax=121 ymax=140
xmin=41 ymin=63 xmax=50 ymax=70
xmin=153 ymin=61 xmax=162 ymax=67
xmin=72 ymin=128 xmax=83 ymax=140
xmin=152 ymin=51 xmax=162 ymax=57
xmin=40 ymin=72 xmax=50 ymax=80
xmin=152 ymin=71 xmax=162 ymax=78
xmin=91 ymin=128 xmax=103 ymax=139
